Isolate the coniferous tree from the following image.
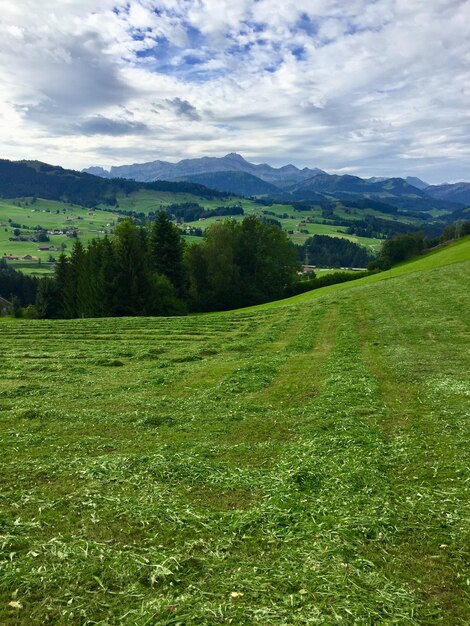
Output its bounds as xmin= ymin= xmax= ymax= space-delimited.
xmin=36 ymin=277 xmax=62 ymax=319
xmin=185 ymin=243 xmax=210 ymax=311
xmin=150 ymin=211 xmax=186 ymax=296
xmin=53 ymin=253 xmax=70 ymax=318
xmin=63 ymin=239 xmax=86 ymax=318
xmin=113 ymin=220 xmax=150 ymax=316
xmin=96 ymin=237 xmax=117 ymax=317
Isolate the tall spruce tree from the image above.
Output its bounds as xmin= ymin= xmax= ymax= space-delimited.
xmin=53 ymin=253 xmax=70 ymax=318
xmin=96 ymin=237 xmax=117 ymax=317
xmin=112 ymin=219 xmax=150 ymax=316
xmin=150 ymin=211 xmax=186 ymax=296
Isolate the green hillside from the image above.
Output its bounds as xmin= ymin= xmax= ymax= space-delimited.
xmin=1 ymin=238 xmax=469 ymax=624
xmin=248 ymin=236 xmax=470 ymax=310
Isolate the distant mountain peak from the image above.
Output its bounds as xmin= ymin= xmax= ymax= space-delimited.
xmin=405 ymin=176 xmax=429 ymax=190
xmin=85 ymin=166 xmax=110 ymax=176
xmin=223 ymin=152 xmax=247 ymax=161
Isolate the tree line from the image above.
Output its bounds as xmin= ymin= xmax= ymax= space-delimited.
xmin=0 ymin=259 xmax=38 ymax=306
xmin=4 ymin=217 xmax=467 ymax=318
xmin=298 ymin=234 xmax=372 ymax=268
xmin=369 ymin=219 xmax=470 ymax=270
xmin=33 ymin=213 xmax=299 ymax=318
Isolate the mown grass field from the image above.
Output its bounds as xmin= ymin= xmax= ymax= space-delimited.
xmin=1 ymin=240 xmax=469 ymax=625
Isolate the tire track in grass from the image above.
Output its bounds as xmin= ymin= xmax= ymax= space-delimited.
xmin=217 ymin=305 xmax=335 ymax=452
xmin=353 ymin=282 xmax=470 ymax=624
xmin=195 ymin=299 xmax=423 ymax=625
xmin=161 ymin=307 xmax=307 ymax=400
xmin=251 ymin=302 xmax=339 ymax=408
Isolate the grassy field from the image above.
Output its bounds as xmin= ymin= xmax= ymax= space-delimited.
xmin=0 ymin=199 xmax=118 ymax=272
xmin=2 ymin=191 xmax=436 ymax=273
xmin=110 ymin=190 xmax=387 ymax=249
xmin=0 ymin=238 xmax=469 ymax=624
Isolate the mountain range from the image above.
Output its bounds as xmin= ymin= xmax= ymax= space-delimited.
xmin=83 ymin=153 xmax=469 ymax=209
xmin=84 ymin=152 xmax=326 ymax=189
xmin=0 ymin=156 xmax=467 ymax=221
xmin=0 ymin=159 xmax=229 ymax=208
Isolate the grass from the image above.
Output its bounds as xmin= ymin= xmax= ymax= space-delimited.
xmin=2 ymin=191 xmax=438 ymax=272
xmin=0 ymin=199 xmax=118 ymax=264
xmin=247 ymin=237 xmax=470 ymax=310
xmin=0 ymin=238 xmax=469 ymax=624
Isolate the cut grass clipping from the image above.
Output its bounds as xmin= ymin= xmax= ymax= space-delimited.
xmin=0 ymin=237 xmax=469 ymax=624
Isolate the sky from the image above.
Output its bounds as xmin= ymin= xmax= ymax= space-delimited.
xmin=0 ymin=0 xmax=469 ymax=183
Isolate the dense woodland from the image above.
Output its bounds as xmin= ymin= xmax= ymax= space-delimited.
xmin=166 ymin=203 xmax=244 ymax=222
xmin=0 ymin=259 xmax=38 ymax=307
xmin=32 ymin=213 xmax=299 ymax=318
xmin=299 ymin=234 xmax=372 ymax=268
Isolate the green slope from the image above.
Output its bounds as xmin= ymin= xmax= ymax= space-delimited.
xmin=246 ymin=236 xmax=470 ymax=310
xmin=0 ymin=239 xmax=469 ymax=624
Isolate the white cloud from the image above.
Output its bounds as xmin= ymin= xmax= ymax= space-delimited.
xmin=0 ymin=0 xmax=469 ymax=182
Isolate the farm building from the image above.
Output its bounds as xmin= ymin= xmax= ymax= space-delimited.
xmin=0 ymin=296 xmax=13 ymax=316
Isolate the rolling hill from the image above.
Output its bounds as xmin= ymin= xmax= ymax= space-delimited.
xmin=284 ymin=174 xmax=459 ymax=211
xmin=1 ymin=237 xmax=469 ymax=624
xmin=0 ymin=159 xmax=228 ymax=207
xmin=176 ymin=170 xmax=281 ymax=196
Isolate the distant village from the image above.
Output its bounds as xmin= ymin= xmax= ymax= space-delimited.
xmin=1 ymin=205 xmax=113 ymax=262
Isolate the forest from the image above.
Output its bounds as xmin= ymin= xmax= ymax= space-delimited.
xmin=298 ymin=234 xmax=372 ymax=268
xmin=32 ymin=213 xmax=299 ymax=318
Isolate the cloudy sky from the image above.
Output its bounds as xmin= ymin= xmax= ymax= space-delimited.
xmin=1 ymin=0 xmax=469 ymax=182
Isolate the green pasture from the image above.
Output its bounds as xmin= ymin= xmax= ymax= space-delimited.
xmin=182 ymin=212 xmax=383 ymax=249
xmin=6 ymin=262 xmax=55 ymax=277
xmin=104 ymin=189 xmax=421 ymax=251
xmin=0 ymin=192 xmax=450 ymax=273
xmin=110 ymin=190 xmax=257 ymax=213
xmin=0 ymin=200 xmax=118 ymax=263
xmin=247 ymin=237 xmax=470 ymax=310
xmin=1 ymin=238 xmax=469 ymax=624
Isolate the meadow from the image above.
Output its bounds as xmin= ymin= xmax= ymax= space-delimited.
xmin=0 ymin=238 xmax=469 ymax=624
xmin=0 ymin=198 xmax=119 ymax=273
xmin=1 ymin=190 xmax=424 ymax=275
